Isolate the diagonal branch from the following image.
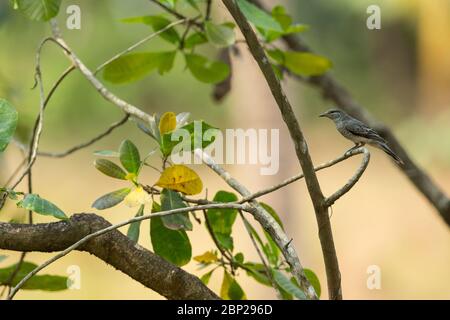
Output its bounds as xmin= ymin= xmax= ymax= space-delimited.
xmin=0 ymin=214 xmax=219 ymax=300
xmin=94 ymin=19 xmax=187 ymax=75
xmin=238 ymin=210 xmax=283 ymax=299
xmin=38 ymin=114 xmax=130 ymax=158
xmin=195 ymin=149 xmax=317 ymax=300
xmin=249 ymin=0 xmax=450 ymax=227
xmin=221 ymin=0 xmax=341 ymax=299
xmin=46 ymin=17 xmax=317 ymax=300
xmin=49 ymin=21 xmax=154 ymax=124
xmin=5 ymin=202 xmax=247 ymax=299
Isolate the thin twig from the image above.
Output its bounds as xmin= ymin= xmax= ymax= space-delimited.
xmin=222 ymin=0 xmax=342 ymax=299
xmin=2 ymin=157 xmax=27 ymax=187
xmin=1 ymin=39 xmax=66 ymax=297
xmin=9 ymin=64 xmax=75 ymax=190
xmin=7 ymin=202 xmax=249 ymax=299
xmin=195 ymin=149 xmax=318 ymax=300
xmin=148 ymin=0 xmax=204 ymax=29
xmin=38 ymin=114 xmax=130 ymax=158
xmin=239 ymin=210 xmax=282 ymax=300
xmin=206 ymin=0 xmax=213 ymax=20
xmin=240 ymin=147 xmax=370 ymax=203
xmin=203 ymin=210 xmax=234 ymax=268
xmin=50 ymin=20 xmax=153 ymax=124
xmin=47 ymin=19 xmax=312 ymax=300
xmin=325 ymin=147 xmax=370 ymax=206
xmin=94 ymin=19 xmax=186 ymax=75
xmin=249 ymin=0 xmax=450 ymax=227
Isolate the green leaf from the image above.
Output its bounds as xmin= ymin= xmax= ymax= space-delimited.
xmin=271 ymin=5 xmax=292 ymax=30
xmin=93 ymin=150 xmax=120 ymax=157
xmin=206 ymin=191 xmax=238 ymax=251
xmin=236 ymin=0 xmax=282 ymax=32
xmin=205 ymin=22 xmax=235 ymax=47
xmin=234 ymin=252 xmax=244 ymax=264
xmin=267 ymin=48 xmax=285 ymax=64
xmin=12 ymin=0 xmax=62 ymax=21
xmin=0 ymin=99 xmax=18 ymax=152
xmin=119 ymin=139 xmax=141 ymax=174
xmin=244 ymin=262 xmax=271 ymax=286
xmin=159 ymin=0 xmax=176 ymax=8
xmin=127 ymin=205 xmax=144 ymax=243
xmin=185 ymin=54 xmax=230 ymax=84
xmin=259 ymin=202 xmax=284 ymax=229
xmin=160 ymin=120 xmax=219 ymax=157
xmin=92 ymin=188 xmax=131 ymax=210
xmin=121 ymin=15 xmax=180 ymax=44
xmin=184 ymin=32 xmax=208 ymax=49
xmin=200 ymin=269 xmax=215 ymax=285
xmin=221 ymin=271 xmax=246 ymax=300
xmin=273 ymin=270 xmax=306 ymax=300
xmin=284 ymin=51 xmax=332 ymax=76
xmin=17 ymin=194 xmax=67 ymax=220
xmin=263 ymin=237 xmax=279 ymax=266
xmin=0 ymin=261 xmax=67 ymax=291
xmin=156 ymin=51 xmax=177 ymax=75
xmin=256 ymin=203 xmax=283 ymax=265
xmin=304 ymin=268 xmax=321 ymax=298
xmin=229 ymin=278 xmax=246 ymax=300
xmin=186 ymin=0 xmax=201 ymax=11
xmin=94 ymin=159 xmax=127 ymax=180
xmin=103 ymin=51 xmax=176 ymax=84
xmin=160 ymin=189 xmax=192 ymax=231
xmin=150 ymin=203 xmax=192 ymax=266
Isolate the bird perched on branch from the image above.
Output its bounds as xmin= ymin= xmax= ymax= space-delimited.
xmin=320 ymin=108 xmax=404 ymax=165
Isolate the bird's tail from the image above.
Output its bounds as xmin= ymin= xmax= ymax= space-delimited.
xmin=375 ymin=142 xmax=404 ymax=165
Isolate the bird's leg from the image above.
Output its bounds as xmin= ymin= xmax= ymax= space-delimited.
xmin=345 ymin=142 xmax=361 ymax=155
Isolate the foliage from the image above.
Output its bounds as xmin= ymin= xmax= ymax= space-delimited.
xmin=0 ymin=99 xmax=18 ymax=152
xmin=0 ymin=0 xmax=326 ymax=300
xmin=0 ymin=262 xmax=68 ymax=291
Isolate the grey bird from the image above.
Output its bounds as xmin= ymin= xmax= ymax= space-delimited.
xmin=319 ymin=108 xmax=404 ymax=165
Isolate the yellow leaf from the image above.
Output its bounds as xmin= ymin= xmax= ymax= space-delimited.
xmin=124 ymin=186 xmax=151 ymax=207
xmin=194 ymin=251 xmax=218 ymax=264
xmin=158 ymin=112 xmax=177 ymax=135
xmin=156 ymin=165 xmax=203 ymax=195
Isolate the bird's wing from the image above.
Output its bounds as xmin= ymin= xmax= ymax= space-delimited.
xmin=346 ymin=120 xmax=385 ymax=143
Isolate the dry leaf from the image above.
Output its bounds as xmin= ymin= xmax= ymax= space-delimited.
xmin=155 ymin=165 xmax=203 ymax=195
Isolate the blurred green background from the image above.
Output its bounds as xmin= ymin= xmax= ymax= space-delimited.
xmin=0 ymin=0 xmax=449 ymax=299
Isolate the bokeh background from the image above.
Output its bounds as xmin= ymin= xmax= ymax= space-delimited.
xmin=1 ymin=0 xmax=449 ymax=299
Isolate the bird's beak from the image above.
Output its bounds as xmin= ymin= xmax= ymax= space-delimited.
xmin=319 ymin=112 xmax=328 ymax=118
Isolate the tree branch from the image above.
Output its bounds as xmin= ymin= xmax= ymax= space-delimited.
xmin=0 ymin=214 xmax=219 ymax=300
xmin=195 ymin=150 xmax=317 ymax=300
xmin=94 ymin=19 xmax=187 ymax=75
xmin=325 ymin=147 xmax=370 ymax=206
xmin=238 ymin=210 xmax=283 ymax=299
xmin=249 ymin=0 xmax=450 ymax=227
xmin=38 ymin=114 xmax=130 ymax=158
xmin=49 ymin=21 xmax=154 ymax=124
xmin=221 ymin=0 xmax=341 ymax=299
xmin=240 ymin=147 xmax=370 ymax=204
xmin=4 ymin=202 xmax=247 ymax=299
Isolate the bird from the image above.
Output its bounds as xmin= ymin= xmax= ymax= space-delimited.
xmin=319 ymin=108 xmax=404 ymax=165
